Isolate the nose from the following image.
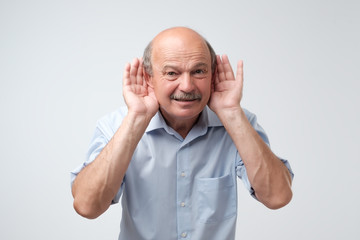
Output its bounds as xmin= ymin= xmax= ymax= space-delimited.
xmin=178 ymin=73 xmax=195 ymax=92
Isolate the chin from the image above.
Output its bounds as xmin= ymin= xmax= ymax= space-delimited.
xmin=160 ymin=105 xmax=204 ymax=121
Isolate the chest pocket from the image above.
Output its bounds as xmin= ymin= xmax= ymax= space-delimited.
xmin=195 ymin=173 xmax=237 ymax=223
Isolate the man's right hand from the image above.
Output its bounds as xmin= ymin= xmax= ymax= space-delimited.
xmin=73 ymin=58 xmax=158 ymax=219
xmin=123 ymin=58 xmax=159 ymax=120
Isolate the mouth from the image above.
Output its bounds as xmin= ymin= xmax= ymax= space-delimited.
xmin=170 ymin=93 xmax=202 ymax=102
xmin=173 ymin=98 xmax=198 ymax=102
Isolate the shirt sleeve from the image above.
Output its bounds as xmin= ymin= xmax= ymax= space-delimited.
xmin=70 ymin=111 xmax=125 ymax=204
xmin=235 ymin=109 xmax=294 ymax=199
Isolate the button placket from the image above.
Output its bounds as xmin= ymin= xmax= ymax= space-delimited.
xmin=176 ymin=146 xmax=191 ymax=239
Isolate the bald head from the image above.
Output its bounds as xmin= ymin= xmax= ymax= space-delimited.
xmin=143 ymin=27 xmax=216 ymax=76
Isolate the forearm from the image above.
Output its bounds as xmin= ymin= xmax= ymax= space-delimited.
xmin=218 ymin=107 xmax=292 ymax=209
xmin=72 ymin=112 xmax=150 ymax=218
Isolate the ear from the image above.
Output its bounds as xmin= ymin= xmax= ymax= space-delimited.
xmin=211 ymin=65 xmax=217 ymax=89
xmin=143 ymin=69 xmax=154 ymax=87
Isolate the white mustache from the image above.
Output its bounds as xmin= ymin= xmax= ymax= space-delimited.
xmin=170 ymin=93 xmax=202 ymax=101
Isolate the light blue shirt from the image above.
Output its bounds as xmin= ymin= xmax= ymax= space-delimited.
xmin=71 ymin=106 xmax=293 ymax=240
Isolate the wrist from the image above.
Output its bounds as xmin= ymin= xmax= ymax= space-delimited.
xmin=127 ymin=108 xmax=155 ymax=124
xmin=127 ymin=110 xmax=152 ymax=122
xmin=217 ymin=105 xmax=249 ymax=128
xmin=124 ymin=111 xmax=152 ymax=133
xmin=216 ymin=105 xmax=243 ymax=120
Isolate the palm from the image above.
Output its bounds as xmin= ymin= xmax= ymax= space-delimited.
xmin=123 ymin=58 xmax=158 ymax=118
xmin=209 ymin=55 xmax=243 ymax=113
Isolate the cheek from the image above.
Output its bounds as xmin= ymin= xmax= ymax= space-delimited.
xmin=154 ymin=81 xmax=177 ymax=99
xmin=198 ymin=80 xmax=212 ymax=95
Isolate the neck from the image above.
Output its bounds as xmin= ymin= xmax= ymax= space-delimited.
xmin=160 ymin=110 xmax=200 ymax=139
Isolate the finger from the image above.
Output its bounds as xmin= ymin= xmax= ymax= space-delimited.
xmin=136 ymin=58 xmax=144 ymax=86
xmin=129 ymin=58 xmax=140 ymax=83
xmin=236 ymin=60 xmax=244 ymax=97
xmin=216 ymin=55 xmax=226 ymax=82
xmin=221 ymin=54 xmax=235 ymax=80
xmin=123 ymin=62 xmax=131 ymax=87
xmin=236 ymin=60 xmax=244 ymax=84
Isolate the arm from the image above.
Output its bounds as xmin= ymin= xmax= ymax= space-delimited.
xmin=209 ymin=55 xmax=292 ymax=209
xmin=72 ymin=58 xmax=158 ymax=219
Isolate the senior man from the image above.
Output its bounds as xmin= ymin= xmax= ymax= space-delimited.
xmin=71 ymin=27 xmax=293 ymax=240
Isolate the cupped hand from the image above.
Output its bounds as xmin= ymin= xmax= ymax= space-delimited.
xmin=208 ymin=54 xmax=244 ymax=114
xmin=123 ymin=58 xmax=159 ymax=119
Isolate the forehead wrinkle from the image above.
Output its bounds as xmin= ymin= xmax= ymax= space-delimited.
xmin=159 ymin=61 xmax=209 ymax=73
xmin=151 ymin=29 xmax=212 ymax=73
xmin=158 ymin=47 xmax=208 ymax=59
xmin=155 ymin=50 xmax=210 ymax=71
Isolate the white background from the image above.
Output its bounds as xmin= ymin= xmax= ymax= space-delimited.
xmin=1 ymin=0 xmax=359 ymax=239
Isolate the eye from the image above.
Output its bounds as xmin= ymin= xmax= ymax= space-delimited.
xmin=192 ymin=69 xmax=207 ymax=77
xmin=164 ymin=71 xmax=179 ymax=80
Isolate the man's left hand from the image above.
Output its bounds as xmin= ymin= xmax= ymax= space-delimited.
xmin=208 ymin=54 xmax=244 ymax=115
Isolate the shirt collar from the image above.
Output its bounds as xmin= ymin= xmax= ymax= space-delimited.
xmin=146 ymin=106 xmax=223 ymax=134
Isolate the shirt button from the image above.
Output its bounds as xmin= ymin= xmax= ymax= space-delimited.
xmin=180 ymin=172 xmax=186 ymax=177
xmin=180 ymin=202 xmax=185 ymax=207
xmin=181 ymin=232 xmax=187 ymax=238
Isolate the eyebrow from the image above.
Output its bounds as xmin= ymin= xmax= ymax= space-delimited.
xmin=162 ymin=62 xmax=209 ymax=72
xmin=162 ymin=65 xmax=180 ymax=72
xmin=191 ymin=63 xmax=209 ymax=69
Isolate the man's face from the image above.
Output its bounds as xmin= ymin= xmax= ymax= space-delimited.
xmin=147 ymin=32 xmax=213 ymax=124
